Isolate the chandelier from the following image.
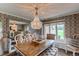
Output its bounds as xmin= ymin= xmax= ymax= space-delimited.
xmin=11 ymin=21 xmax=17 ymax=31
xmin=31 ymin=7 xmax=42 ymax=29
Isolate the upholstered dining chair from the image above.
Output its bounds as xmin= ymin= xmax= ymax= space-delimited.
xmin=47 ymin=34 xmax=55 ymax=40
xmin=47 ymin=34 xmax=56 ymax=47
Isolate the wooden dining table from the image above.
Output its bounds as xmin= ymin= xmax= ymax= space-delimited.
xmin=15 ymin=40 xmax=54 ymax=56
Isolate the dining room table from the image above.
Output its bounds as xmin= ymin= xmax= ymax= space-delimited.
xmin=15 ymin=40 xmax=54 ymax=56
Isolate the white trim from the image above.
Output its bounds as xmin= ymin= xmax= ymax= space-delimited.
xmin=44 ymin=19 xmax=65 ymax=24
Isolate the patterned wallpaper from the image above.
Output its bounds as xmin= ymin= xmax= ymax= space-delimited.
xmin=43 ymin=13 xmax=79 ymax=38
xmin=0 ymin=13 xmax=9 ymax=52
xmin=65 ymin=14 xmax=79 ymax=38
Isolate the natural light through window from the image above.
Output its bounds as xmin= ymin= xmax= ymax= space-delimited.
xmin=44 ymin=22 xmax=65 ymax=41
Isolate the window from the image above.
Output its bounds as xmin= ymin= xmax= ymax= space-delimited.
xmin=44 ymin=22 xmax=65 ymax=41
xmin=50 ymin=24 xmax=56 ymax=35
xmin=57 ymin=23 xmax=65 ymax=40
xmin=44 ymin=24 xmax=50 ymax=38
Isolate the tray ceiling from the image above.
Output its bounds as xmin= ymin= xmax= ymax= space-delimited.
xmin=0 ymin=3 xmax=79 ymax=21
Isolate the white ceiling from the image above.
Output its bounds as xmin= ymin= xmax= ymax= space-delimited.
xmin=0 ymin=3 xmax=79 ymax=21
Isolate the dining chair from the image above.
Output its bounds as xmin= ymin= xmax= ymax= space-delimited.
xmin=14 ymin=33 xmax=26 ymax=45
xmin=47 ymin=34 xmax=56 ymax=48
xmin=47 ymin=34 xmax=55 ymax=40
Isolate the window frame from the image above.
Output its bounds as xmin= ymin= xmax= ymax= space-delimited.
xmin=43 ymin=22 xmax=65 ymax=43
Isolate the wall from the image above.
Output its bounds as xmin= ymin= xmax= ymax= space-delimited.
xmin=43 ymin=13 xmax=79 ymax=38
xmin=0 ymin=14 xmax=9 ymax=53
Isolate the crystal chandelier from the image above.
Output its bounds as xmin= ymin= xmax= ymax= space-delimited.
xmin=31 ymin=7 xmax=42 ymax=29
xmin=11 ymin=21 xmax=17 ymax=31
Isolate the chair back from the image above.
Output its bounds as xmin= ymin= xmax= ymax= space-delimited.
xmin=47 ymin=34 xmax=55 ymax=40
xmin=14 ymin=34 xmax=25 ymax=44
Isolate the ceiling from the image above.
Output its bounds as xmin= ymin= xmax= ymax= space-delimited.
xmin=0 ymin=3 xmax=79 ymax=21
